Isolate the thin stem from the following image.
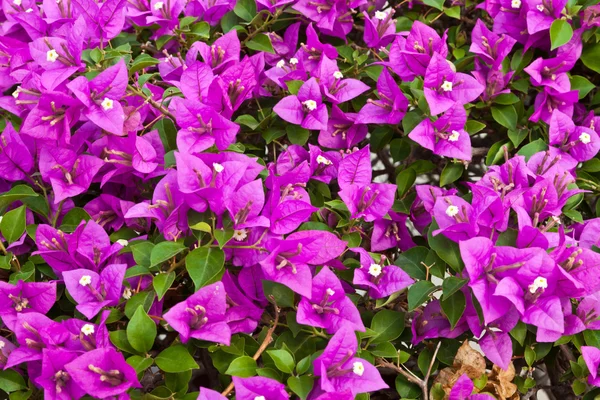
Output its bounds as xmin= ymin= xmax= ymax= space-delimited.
xmin=127 ymin=84 xmax=175 ymax=120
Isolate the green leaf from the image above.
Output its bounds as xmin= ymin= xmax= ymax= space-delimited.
xmin=127 ymin=306 xmax=157 ymax=354
xmin=582 ymin=43 xmax=600 ymax=73
xmin=150 ymin=241 xmax=185 ymax=267
xmin=0 ymin=185 xmax=38 ymax=210
xmin=440 ymin=290 xmax=466 ymax=329
xmin=0 ymin=370 xmax=27 ymax=393
xmin=225 ymin=356 xmax=257 ymax=377
xmin=130 ymin=54 xmax=160 ymax=76
xmin=508 ymin=129 xmax=528 ymax=147
xmin=156 ymin=35 xmax=175 ymax=50
xmin=440 ymin=163 xmax=463 ymax=187
xmin=371 ymin=309 xmax=405 ymax=343
xmin=191 ymin=21 xmax=211 ymax=39
xmin=491 ymin=105 xmax=517 ymax=130
xmin=214 ymin=228 xmax=234 ymax=248
xmin=287 ymin=376 xmax=314 ymax=400
xmin=262 ymin=280 xmax=296 ymax=308
xmin=267 ymin=349 xmax=295 ymax=374
xmin=370 ymin=342 xmax=398 ymax=357
xmin=570 ymin=75 xmax=595 ymax=99
xmin=428 ymin=220 xmax=464 ymax=272
xmin=407 ymin=281 xmax=436 ymax=311
xmin=465 ymin=120 xmax=486 ymax=135
xmin=421 ymin=0 xmax=444 ymax=10
xmin=443 ymin=5 xmax=461 ymax=18
xmin=286 ymin=80 xmax=303 ymax=95
xmin=510 ymin=321 xmax=527 ymax=346
xmin=155 ymin=118 xmax=178 ymax=152
xmin=110 ymin=330 xmax=139 ymax=354
xmin=59 ymin=207 xmax=91 ymax=232
xmin=396 ymin=168 xmax=416 ymax=197
xmin=131 ymin=241 xmax=155 ymax=267
xmin=125 ymin=291 xmax=155 ymax=319
xmin=246 ymin=33 xmax=275 ymax=53
xmin=441 ymin=276 xmax=468 ymax=300
xmin=549 ymin=19 xmax=573 ymax=50
xmin=186 ymin=247 xmax=225 ymax=291
xmin=394 ymin=246 xmax=429 ymax=280
xmin=235 ymin=115 xmax=260 ymax=130
xmin=517 ymin=139 xmax=548 ymax=160
xmin=179 ymin=16 xmax=197 ymax=27
xmin=233 ymin=0 xmax=256 ymax=21
xmin=153 ymin=272 xmax=175 ymax=301
xmin=155 ymin=345 xmax=199 ymax=373
xmin=127 ymin=355 xmax=154 ymax=374
xmin=286 ymin=125 xmax=310 ymax=145
xmin=166 ymin=370 xmax=192 ymax=394
xmin=493 ymin=93 xmax=520 ymax=105
xmin=1 ymin=205 xmax=26 ymax=243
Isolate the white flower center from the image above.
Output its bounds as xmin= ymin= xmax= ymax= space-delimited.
xmin=445 ymin=205 xmax=459 ymax=217
xmin=326 ymin=288 xmax=335 ymax=296
xmin=25 ymin=7 xmax=33 ymax=12
xmin=213 ymin=163 xmax=224 ymax=173
xmin=511 ymin=0 xmax=521 ymax=7
xmin=536 ymin=4 xmax=544 ymax=11
xmin=276 ymin=59 xmax=285 ymax=68
xmin=368 ymin=264 xmax=382 ymax=277
xmin=123 ymin=287 xmax=132 ymax=300
xmin=289 ymin=57 xmax=298 ymax=65
xmin=580 ymin=132 xmax=591 ymax=144
xmin=0 ymin=341 xmax=5 ymax=349
xmin=233 ymin=229 xmax=247 ymax=242
xmin=316 ymin=155 xmax=332 ymax=165
xmin=303 ymin=100 xmax=317 ymax=111
xmin=353 ymin=361 xmax=365 ymax=376
xmin=441 ymin=80 xmax=453 ymax=92
xmin=13 ymin=0 xmax=21 ymax=5
xmin=448 ymin=130 xmax=460 ymax=142
xmin=79 ymin=275 xmax=92 ymax=286
xmin=333 ymin=71 xmax=343 ymax=79
xmin=101 ymin=98 xmax=114 ymax=111
xmin=528 ymin=276 xmax=548 ymax=293
xmin=254 ymin=397 xmax=266 ymax=400
xmin=12 ymin=87 xmax=20 ymax=99
xmin=154 ymin=1 xmax=164 ymax=9
xmin=374 ymin=10 xmax=387 ymax=20
xmin=46 ymin=49 xmax=59 ymax=63
xmin=81 ymin=324 xmax=95 ymax=336
xmin=116 ymin=239 xmax=129 ymax=247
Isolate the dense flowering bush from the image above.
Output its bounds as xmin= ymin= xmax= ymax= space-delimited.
xmin=3 ymin=0 xmax=600 ymax=398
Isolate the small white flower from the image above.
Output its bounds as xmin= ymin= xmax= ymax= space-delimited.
xmin=448 ymin=130 xmax=460 ymax=142
xmin=154 ymin=1 xmax=164 ymax=9
xmin=116 ymin=239 xmax=129 ymax=247
xmin=13 ymin=0 xmax=21 ymax=5
xmin=101 ymin=98 xmax=114 ymax=111
xmin=276 ymin=59 xmax=285 ymax=69
xmin=46 ymin=49 xmax=59 ymax=63
xmin=552 ymin=216 xmax=561 ymax=225
xmin=123 ymin=287 xmax=133 ymax=300
xmin=368 ymin=263 xmax=382 ymax=277
xmin=213 ymin=163 xmax=224 ymax=173
xmin=0 ymin=341 xmax=5 ymax=349
xmin=536 ymin=4 xmax=544 ymax=11
xmin=374 ymin=10 xmax=387 ymax=20
xmin=254 ymin=397 xmax=266 ymax=400
xmin=316 ymin=155 xmax=332 ymax=165
xmin=445 ymin=205 xmax=459 ymax=217
xmin=25 ymin=7 xmax=33 ymax=12
xmin=81 ymin=324 xmax=95 ymax=336
xmin=441 ymin=80 xmax=453 ymax=92
xmin=303 ymin=100 xmax=317 ymax=111
xmin=326 ymin=288 xmax=335 ymax=296
xmin=580 ymin=132 xmax=591 ymax=144
xmin=289 ymin=57 xmax=299 ymax=65
xmin=333 ymin=71 xmax=343 ymax=79
xmin=79 ymin=275 xmax=92 ymax=287
xmin=233 ymin=229 xmax=247 ymax=242
xmin=528 ymin=276 xmax=548 ymax=293
xmin=353 ymin=361 xmax=365 ymax=376
xmin=511 ymin=0 xmax=521 ymax=7
xmin=12 ymin=87 xmax=20 ymax=99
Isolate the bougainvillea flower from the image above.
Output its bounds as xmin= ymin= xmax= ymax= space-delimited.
xmin=297 ymin=266 xmax=365 ymax=333
xmin=371 ymin=211 xmax=416 ymax=252
xmin=339 ymin=182 xmax=397 ymax=222
xmin=163 ymin=281 xmax=231 ymax=345
xmin=469 ymin=20 xmax=516 ymax=65
xmin=63 ymin=264 xmax=126 ymax=319
xmin=20 ymin=91 xmax=81 ymax=143
xmin=318 ymin=105 xmax=368 ymax=149
xmin=525 ymin=0 xmax=569 ymax=35
xmin=409 ymin=106 xmax=472 ymax=160
xmin=548 ymin=110 xmax=600 ymax=162
xmin=29 ymin=34 xmax=84 ymax=90
xmin=0 ymin=122 xmax=34 ymax=182
xmin=316 ymin=56 xmax=369 ymax=104
xmin=68 ymin=59 xmax=128 ymax=135
xmin=582 ymin=346 xmax=600 ymax=386
xmin=530 ymin=87 xmax=579 ymax=123
xmin=65 ymin=347 xmax=141 ymax=398
xmin=352 ymin=248 xmax=414 ymax=298
xmin=449 ymin=374 xmax=496 ymax=400
xmin=190 ymin=30 xmax=240 ymax=73
xmin=411 ymin=299 xmax=468 ymax=344
xmin=273 ymin=77 xmax=328 ymax=130
xmin=524 ymin=57 xmax=572 ymax=91
xmin=424 ymin=53 xmax=484 ymax=115
xmin=35 ymin=349 xmax=87 ymax=400
xmin=357 ymin=68 xmax=408 ymax=124
xmin=432 ymin=195 xmax=479 ymax=241
xmin=222 ymin=271 xmax=264 ymax=334
xmin=232 ymin=376 xmax=290 ymax=400
xmin=363 ymin=9 xmax=397 ymax=49
xmin=295 ymin=24 xmax=339 ymax=72
xmin=314 ymin=326 xmax=387 ymax=395
xmin=0 ymin=280 xmax=56 ymax=331
xmin=472 ymin=60 xmax=514 ymax=101
xmin=198 ymin=387 xmax=228 ymax=400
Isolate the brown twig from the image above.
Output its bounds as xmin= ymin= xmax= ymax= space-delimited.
xmin=221 ymin=297 xmax=280 ymax=397
xmin=127 ymin=84 xmax=176 ymax=120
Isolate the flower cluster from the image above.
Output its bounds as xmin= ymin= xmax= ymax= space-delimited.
xmin=1 ymin=0 xmax=600 ymax=398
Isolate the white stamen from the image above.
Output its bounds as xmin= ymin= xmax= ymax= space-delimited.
xmin=326 ymin=288 xmax=335 ymax=296
xmin=79 ymin=275 xmax=92 ymax=286
xmin=46 ymin=49 xmax=59 ymax=63
xmin=441 ymin=80 xmax=453 ymax=92
xmin=12 ymin=87 xmax=20 ymax=99
xmin=511 ymin=0 xmax=521 ymax=8
xmin=276 ymin=59 xmax=285 ymax=69
xmin=333 ymin=71 xmax=343 ymax=79
xmin=536 ymin=4 xmax=544 ymax=11
xmin=81 ymin=324 xmax=95 ymax=336
xmin=154 ymin=1 xmax=164 ymax=9
xmin=368 ymin=264 xmax=382 ymax=277
xmin=316 ymin=155 xmax=332 ymax=165
xmin=13 ymin=0 xmax=21 ymax=5
xmin=233 ymin=229 xmax=247 ymax=242
xmin=101 ymin=98 xmax=114 ymax=111
xmin=289 ymin=58 xmax=298 ymax=65
xmin=213 ymin=163 xmax=224 ymax=173
xmin=580 ymin=132 xmax=591 ymax=144
xmin=123 ymin=287 xmax=132 ymax=300
xmin=448 ymin=130 xmax=460 ymax=142
xmin=374 ymin=10 xmax=387 ymax=20
xmin=116 ymin=239 xmax=129 ymax=247
xmin=303 ymin=100 xmax=317 ymax=111
xmin=353 ymin=361 xmax=365 ymax=376
xmin=528 ymin=276 xmax=548 ymax=294
xmin=254 ymin=397 xmax=266 ymax=400
xmin=25 ymin=7 xmax=33 ymax=12
xmin=445 ymin=205 xmax=459 ymax=217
